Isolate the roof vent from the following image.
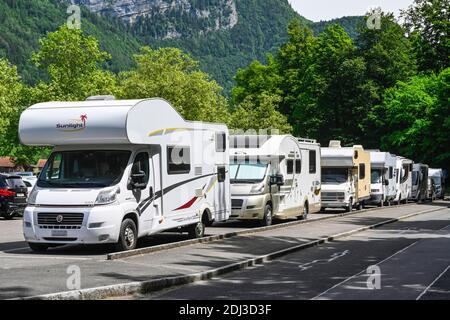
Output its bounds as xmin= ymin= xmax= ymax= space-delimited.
xmin=329 ymin=140 xmax=342 ymax=148
xmin=86 ymin=95 xmax=116 ymax=101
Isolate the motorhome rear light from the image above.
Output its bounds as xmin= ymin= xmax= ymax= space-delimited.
xmin=0 ymin=189 xmax=16 ymax=197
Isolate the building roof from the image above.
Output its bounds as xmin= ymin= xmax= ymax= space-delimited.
xmin=0 ymin=157 xmax=15 ymax=168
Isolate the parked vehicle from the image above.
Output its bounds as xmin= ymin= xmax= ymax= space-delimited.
xmin=19 ymin=97 xmax=230 ymax=252
xmin=427 ymin=177 xmax=436 ymax=201
xmin=429 ymin=169 xmax=445 ymax=199
xmin=21 ymin=176 xmax=37 ymax=193
xmin=321 ymin=141 xmax=371 ymax=212
xmin=410 ymin=164 xmax=429 ymax=203
xmin=368 ymin=151 xmax=397 ymax=207
xmin=229 ymin=135 xmax=321 ymax=226
xmin=0 ymin=174 xmax=28 ymax=220
xmin=394 ymin=157 xmax=413 ymax=205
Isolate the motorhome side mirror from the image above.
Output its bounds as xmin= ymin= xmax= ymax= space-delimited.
xmin=130 ymin=171 xmax=147 ymax=190
xmin=270 ymin=174 xmax=284 ymax=186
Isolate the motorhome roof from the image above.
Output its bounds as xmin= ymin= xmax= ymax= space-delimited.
xmin=19 ymin=98 xmax=227 ymax=147
xmin=429 ymin=168 xmax=443 ymax=177
xmin=27 ymin=99 xmax=144 ymax=110
xmin=321 ymin=143 xmax=368 ymax=168
xmin=370 ymin=151 xmax=396 ymax=167
xmin=230 ymin=135 xmax=298 ymax=159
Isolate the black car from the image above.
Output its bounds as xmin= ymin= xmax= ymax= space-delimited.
xmin=0 ymin=174 xmax=28 ymax=220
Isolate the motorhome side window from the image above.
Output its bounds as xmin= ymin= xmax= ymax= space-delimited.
xmin=216 ymin=132 xmax=227 ymax=152
xmin=167 ymin=146 xmax=191 ymax=175
xmin=389 ymin=167 xmax=394 ymax=179
xmin=359 ymin=164 xmax=366 ymax=180
xmin=309 ymin=150 xmax=317 ymax=174
xmin=218 ymin=166 xmax=226 ymax=183
xmin=132 ymin=152 xmax=150 ymax=184
xmin=287 ymin=159 xmax=294 ymax=174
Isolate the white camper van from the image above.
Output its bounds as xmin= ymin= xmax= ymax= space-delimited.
xmin=321 ymin=141 xmax=371 ymax=212
xmin=19 ymin=98 xmax=230 ymax=252
xmin=368 ymin=151 xmax=397 ymax=206
xmin=410 ymin=163 xmax=429 ymax=202
xmin=394 ymin=157 xmax=413 ymax=205
xmin=429 ymin=168 xmax=445 ymax=199
xmin=229 ymin=135 xmax=321 ymax=226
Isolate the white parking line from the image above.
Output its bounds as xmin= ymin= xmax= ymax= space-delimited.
xmin=311 ymin=241 xmax=420 ymax=300
xmin=0 ymin=254 xmax=94 ymax=261
xmin=3 ymin=246 xmax=30 ymax=253
xmin=416 ymin=264 xmax=450 ymax=300
xmin=312 ymin=222 xmax=450 ymax=300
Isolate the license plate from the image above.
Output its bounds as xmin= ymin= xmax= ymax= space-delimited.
xmin=51 ymin=230 xmax=68 ymax=237
xmin=17 ymin=193 xmax=25 ymax=197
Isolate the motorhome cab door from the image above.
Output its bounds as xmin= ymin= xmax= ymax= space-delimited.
xmin=127 ymin=147 xmax=161 ymax=234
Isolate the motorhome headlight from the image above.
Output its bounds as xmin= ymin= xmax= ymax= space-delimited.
xmin=27 ymin=186 xmax=39 ymax=206
xmin=95 ymin=187 xmax=120 ymax=206
xmin=250 ymin=183 xmax=265 ymax=194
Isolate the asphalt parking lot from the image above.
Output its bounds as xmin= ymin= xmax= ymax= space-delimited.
xmin=0 ymin=202 xmax=448 ymax=299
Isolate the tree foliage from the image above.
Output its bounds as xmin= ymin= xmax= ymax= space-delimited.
xmin=377 ymin=68 xmax=450 ymax=169
xmin=402 ymin=0 xmax=450 ymax=73
xmin=119 ymin=47 xmax=230 ymax=123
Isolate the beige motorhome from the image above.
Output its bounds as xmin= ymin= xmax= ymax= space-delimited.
xmin=321 ymin=141 xmax=371 ymax=212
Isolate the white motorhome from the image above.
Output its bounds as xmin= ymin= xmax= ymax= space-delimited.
xmin=394 ymin=157 xmax=413 ymax=204
xmin=410 ymin=163 xmax=429 ymax=202
xmin=321 ymin=141 xmax=371 ymax=212
xmin=229 ymin=135 xmax=321 ymax=226
xmin=368 ymin=151 xmax=397 ymax=206
xmin=429 ymin=168 xmax=445 ymax=199
xmin=19 ymin=97 xmax=230 ymax=252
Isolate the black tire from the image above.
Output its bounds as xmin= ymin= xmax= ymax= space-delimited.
xmin=115 ymin=218 xmax=138 ymax=252
xmin=357 ymin=202 xmax=364 ymax=211
xmin=188 ymin=221 xmax=205 ymax=239
xmin=2 ymin=211 xmax=15 ymax=220
xmin=28 ymin=242 xmax=49 ymax=252
xmin=345 ymin=200 xmax=353 ymax=213
xmin=202 ymin=213 xmax=213 ymax=227
xmin=261 ymin=204 xmax=273 ymax=227
xmin=300 ymin=203 xmax=309 ymax=220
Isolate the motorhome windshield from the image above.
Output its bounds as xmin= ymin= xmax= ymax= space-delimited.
xmin=371 ymin=169 xmax=383 ymax=184
xmin=431 ymin=176 xmax=442 ymax=186
xmin=230 ymin=163 xmax=268 ymax=183
xmin=321 ymin=168 xmax=348 ymax=184
xmin=38 ymin=150 xmax=131 ymax=189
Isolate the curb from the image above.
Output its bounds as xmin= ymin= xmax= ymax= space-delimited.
xmin=22 ymin=206 xmax=445 ymax=300
xmin=107 ymin=203 xmax=418 ymax=260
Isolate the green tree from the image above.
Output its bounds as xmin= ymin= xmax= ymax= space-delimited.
xmin=357 ymin=11 xmax=417 ymax=93
xmin=0 ymin=60 xmax=46 ymax=167
xmin=376 ymin=68 xmax=450 ymax=170
xmin=119 ymin=47 xmax=230 ymax=123
xmin=231 ymin=55 xmax=282 ymax=105
xmin=229 ymin=93 xmax=292 ymax=133
xmin=402 ymin=0 xmax=450 ymax=73
xmin=0 ymin=59 xmax=22 ymax=137
xmin=31 ymin=25 xmax=118 ymax=101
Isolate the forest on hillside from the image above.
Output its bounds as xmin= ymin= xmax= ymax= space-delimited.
xmin=0 ymin=0 xmax=361 ymax=93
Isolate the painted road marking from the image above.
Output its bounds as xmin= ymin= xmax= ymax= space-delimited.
xmin=416 ymin=264 xmax=450 ymax=300
xmin=312 ymin=222 xmax=450 ymax=300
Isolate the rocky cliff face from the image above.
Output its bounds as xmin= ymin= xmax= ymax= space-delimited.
xmin=70 ymin=0 xmax=238 ymax=39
